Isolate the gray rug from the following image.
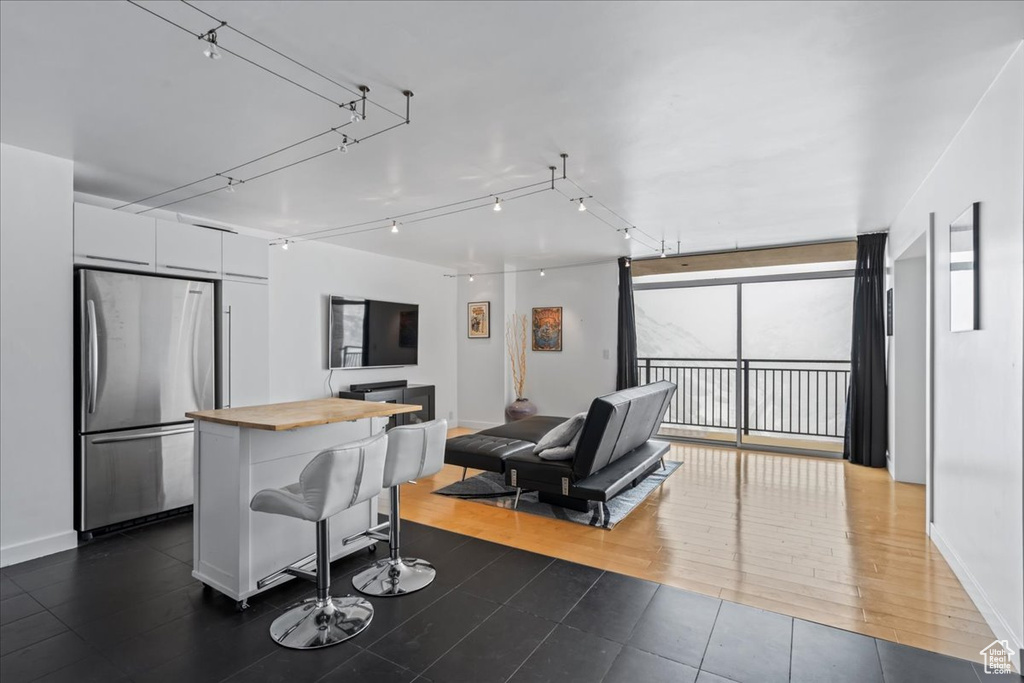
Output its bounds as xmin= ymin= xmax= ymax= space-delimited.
xmin=433 ymin=461 xmax=681 ymax=529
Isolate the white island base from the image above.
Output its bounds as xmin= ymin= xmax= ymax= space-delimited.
xmin=191 ymin=415 xmax=389 ymax=606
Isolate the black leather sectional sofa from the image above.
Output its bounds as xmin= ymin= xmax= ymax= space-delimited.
xmin=444 ymin=381 xmax=677 ymax=511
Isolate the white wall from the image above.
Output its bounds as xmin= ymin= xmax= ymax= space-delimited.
xmin=888 ymin=44 xmax=1023 ymax=663
xmin=513 ymin=263 xmax=618 ymax=417
xmin=457 ymin=274 xmax=506 ymax=429
xmin=268 ymin=240 xmax=458 ymax=426
xmin=454 ymin=261 xmax=620 ymax=425
xmin=0 ymin=144 xmax=78 ymax=566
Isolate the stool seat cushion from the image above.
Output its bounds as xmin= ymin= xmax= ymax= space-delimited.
xmin=382 ymin=419 xmax=449 ymax=488
xmin=250 ymin=432 xmax=388 ymax=522
xmin=251 ymin=482 xmax=310 ymax=520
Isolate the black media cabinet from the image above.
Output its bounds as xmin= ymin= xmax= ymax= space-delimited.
xmin=338 ymin=383 xmax=435 ymax=430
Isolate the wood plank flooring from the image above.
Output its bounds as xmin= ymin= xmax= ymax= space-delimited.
xmin=400 ymin=430 xmax=997 ymax=665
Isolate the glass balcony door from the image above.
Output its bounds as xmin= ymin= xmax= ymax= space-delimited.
xmin=635 ymin=284 xmax=738 ymax=444
xmin=635 ymin=269 xmax=854 ymax=456
xmin=739 ymin=277 xmax=853 ymax=453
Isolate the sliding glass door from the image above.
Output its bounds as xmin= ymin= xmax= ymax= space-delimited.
xmin=739 ymin=277 xmax=853 ymax=453
xmin=635 ymin=270 xmax=853 ymax=456
xmin=634 ymin=284 xmax=737 ymax=443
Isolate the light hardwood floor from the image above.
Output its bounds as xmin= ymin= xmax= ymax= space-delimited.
xmin=400 ymin=429 xmax=997 ymax=664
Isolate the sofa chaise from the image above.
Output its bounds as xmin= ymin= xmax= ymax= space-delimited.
xmin=444 ymin=381 xmax=677 ymax=511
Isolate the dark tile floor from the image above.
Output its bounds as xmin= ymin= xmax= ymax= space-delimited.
xmin=0 ymin=514 xmax=1015 ymax=683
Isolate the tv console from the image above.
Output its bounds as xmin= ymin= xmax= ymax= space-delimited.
xmin=338 ymin=383 xmax=435 ymax=431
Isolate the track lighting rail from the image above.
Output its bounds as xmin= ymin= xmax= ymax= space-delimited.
xmin=119 ymin=1 xmax=414 ymax=213
xmin=180 ymin=1 xmax=406 ymax=122
xmin=272 ymin=154 xmax=671 ymax=257
xmin=127 ymin=0 xmax=405 ymax=119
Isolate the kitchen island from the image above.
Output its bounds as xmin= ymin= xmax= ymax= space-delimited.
xmin=186 ymin=398 xmax=420 ymax=607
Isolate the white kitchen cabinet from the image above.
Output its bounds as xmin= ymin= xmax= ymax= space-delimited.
xmin=221 ymin=281 xmax=269 ymax=409
xmin=74 ymin=203 xmax=156 ymax=271
xmin=222 ymin=232 xmax=269 ymax=283
xmin=156 ymin=220 xmax=222 ymax=278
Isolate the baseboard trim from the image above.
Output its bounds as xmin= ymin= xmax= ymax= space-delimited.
xmin=458 ymin=420 xmax=502 ymax=431
xmin=0 ymin=529 xmax=78 ymax=568
xmin=929 ymin=523 xmax=1022 ymax=669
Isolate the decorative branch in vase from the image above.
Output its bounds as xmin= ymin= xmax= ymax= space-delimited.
xmin=505 ymin=313 xmax=537 ymax=422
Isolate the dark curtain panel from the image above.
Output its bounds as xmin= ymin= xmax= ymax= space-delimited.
xmin=844 ymin=232 xmax=889 ymax=467
xmin=616 ymin=257 xmax=639 ymax=390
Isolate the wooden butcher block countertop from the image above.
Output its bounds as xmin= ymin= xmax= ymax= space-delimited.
xmin=187 ymin=398 xmax=421 ymax=431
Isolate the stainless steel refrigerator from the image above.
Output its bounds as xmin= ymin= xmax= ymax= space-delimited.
xmin=76 ymin=269 xmax=215 ymax=533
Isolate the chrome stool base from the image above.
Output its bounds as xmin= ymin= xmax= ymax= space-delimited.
xmin=269 ymin=595 xmax=373 ymax=650
xmin=352 ymin=557 xmax=436 ymax=597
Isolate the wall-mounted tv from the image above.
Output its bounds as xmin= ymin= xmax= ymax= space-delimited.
xmin=328 ymin=296 xmax=419 ymax=369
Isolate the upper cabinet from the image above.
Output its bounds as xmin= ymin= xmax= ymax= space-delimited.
xmin=74 ymin=203 xmax=157 ymax=272
xmin=222 ymin=232 xmax=269 ymax=283
xmin=73 ymin=203 xmax=267 ymax=284
xmin=156 ymin=220 xmax=222 ymax=278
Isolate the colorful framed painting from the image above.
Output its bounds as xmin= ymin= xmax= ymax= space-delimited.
xmin=468 ymin=301 xmax=490 ymax=338
xmin=531 ymin=306 xmax=562 ymax=351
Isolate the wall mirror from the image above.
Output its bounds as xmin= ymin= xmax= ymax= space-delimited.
xmin=949 ymin=202 xmax=979 ymax=332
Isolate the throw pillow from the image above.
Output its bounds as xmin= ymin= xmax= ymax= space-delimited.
xmin=538 ymin=427 xmax=582 ymax=461
xmin=533 ymin=412 xmax=587 ymax=453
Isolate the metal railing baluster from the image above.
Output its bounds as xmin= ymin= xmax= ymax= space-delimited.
xmin=637 ymin=357 xmax=849 ymax=441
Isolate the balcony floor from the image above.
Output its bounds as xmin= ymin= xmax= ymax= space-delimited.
xmin=657 ymin=425 xmax=845 ymax=453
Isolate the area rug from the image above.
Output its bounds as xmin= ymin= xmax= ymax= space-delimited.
xmin=433 ymin=461 xmax=681 ymax=529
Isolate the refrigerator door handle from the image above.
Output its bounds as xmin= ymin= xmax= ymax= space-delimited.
xmin=87 ymin=299 xmax=98 ymax=414
xmin=225 ymin=305 xmax=232 ymax=408
xmin=91 ymin=426 xmax=194 ymax=444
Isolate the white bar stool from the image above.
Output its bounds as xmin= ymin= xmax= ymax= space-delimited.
xmin=249 ymin=432 xmax=387 ymax=649
xmin=351 ymin=419 xmax=447 ymax=596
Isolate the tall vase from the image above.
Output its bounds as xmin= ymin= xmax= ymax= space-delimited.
xmin=505 ymin=398 xmax=538 ymax=422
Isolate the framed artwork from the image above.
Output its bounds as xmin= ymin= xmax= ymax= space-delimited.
xmin=949 ymin=202 xmax=980 ymax=332
xmin=468 ymin=301 xmax=490 ymax=338
xmin=531 ymin=306 xmax=562 ymax=351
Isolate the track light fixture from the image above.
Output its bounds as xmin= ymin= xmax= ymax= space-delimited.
xmin=624 ymin=228 xmax=632 ymax=240
xmin=199 ymin=23 xmax=225 ymax=60
xmin=540 ymin=269 xmax=546 ymax=277
xmin=493 ymin=197 xmax=502 ymax=212
xmin=570 ymin=195 xmax=590 ymax=212
xmin=469 ymin=274 xmax=475 ymax=282
xmin=335 ymin=135 xmax=349 ymax=154
xmin=281 ymin=240 xmax=289 ymax=250
xmin=203 ymin=37 xmax=221 ymax=60
xmin=391 ymin=221 xmax=399 ymax=233
xmin=660 ymin=240 xmax=667 ymax=258
xmin=349 ymin=103 xmax=362 ymax=124
xmin=224 ymin=177 xmax=242 ymax=193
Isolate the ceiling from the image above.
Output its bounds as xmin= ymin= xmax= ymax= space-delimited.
xmin=2 ymin=1 xmax=1022 ymax=272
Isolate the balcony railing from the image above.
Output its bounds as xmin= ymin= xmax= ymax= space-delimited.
xmin=638 ymin=357 xmax=851 ymax=439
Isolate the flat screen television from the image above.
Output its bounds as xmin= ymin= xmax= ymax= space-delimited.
xmin=328 ymin=296 xmax=419 ymax=369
